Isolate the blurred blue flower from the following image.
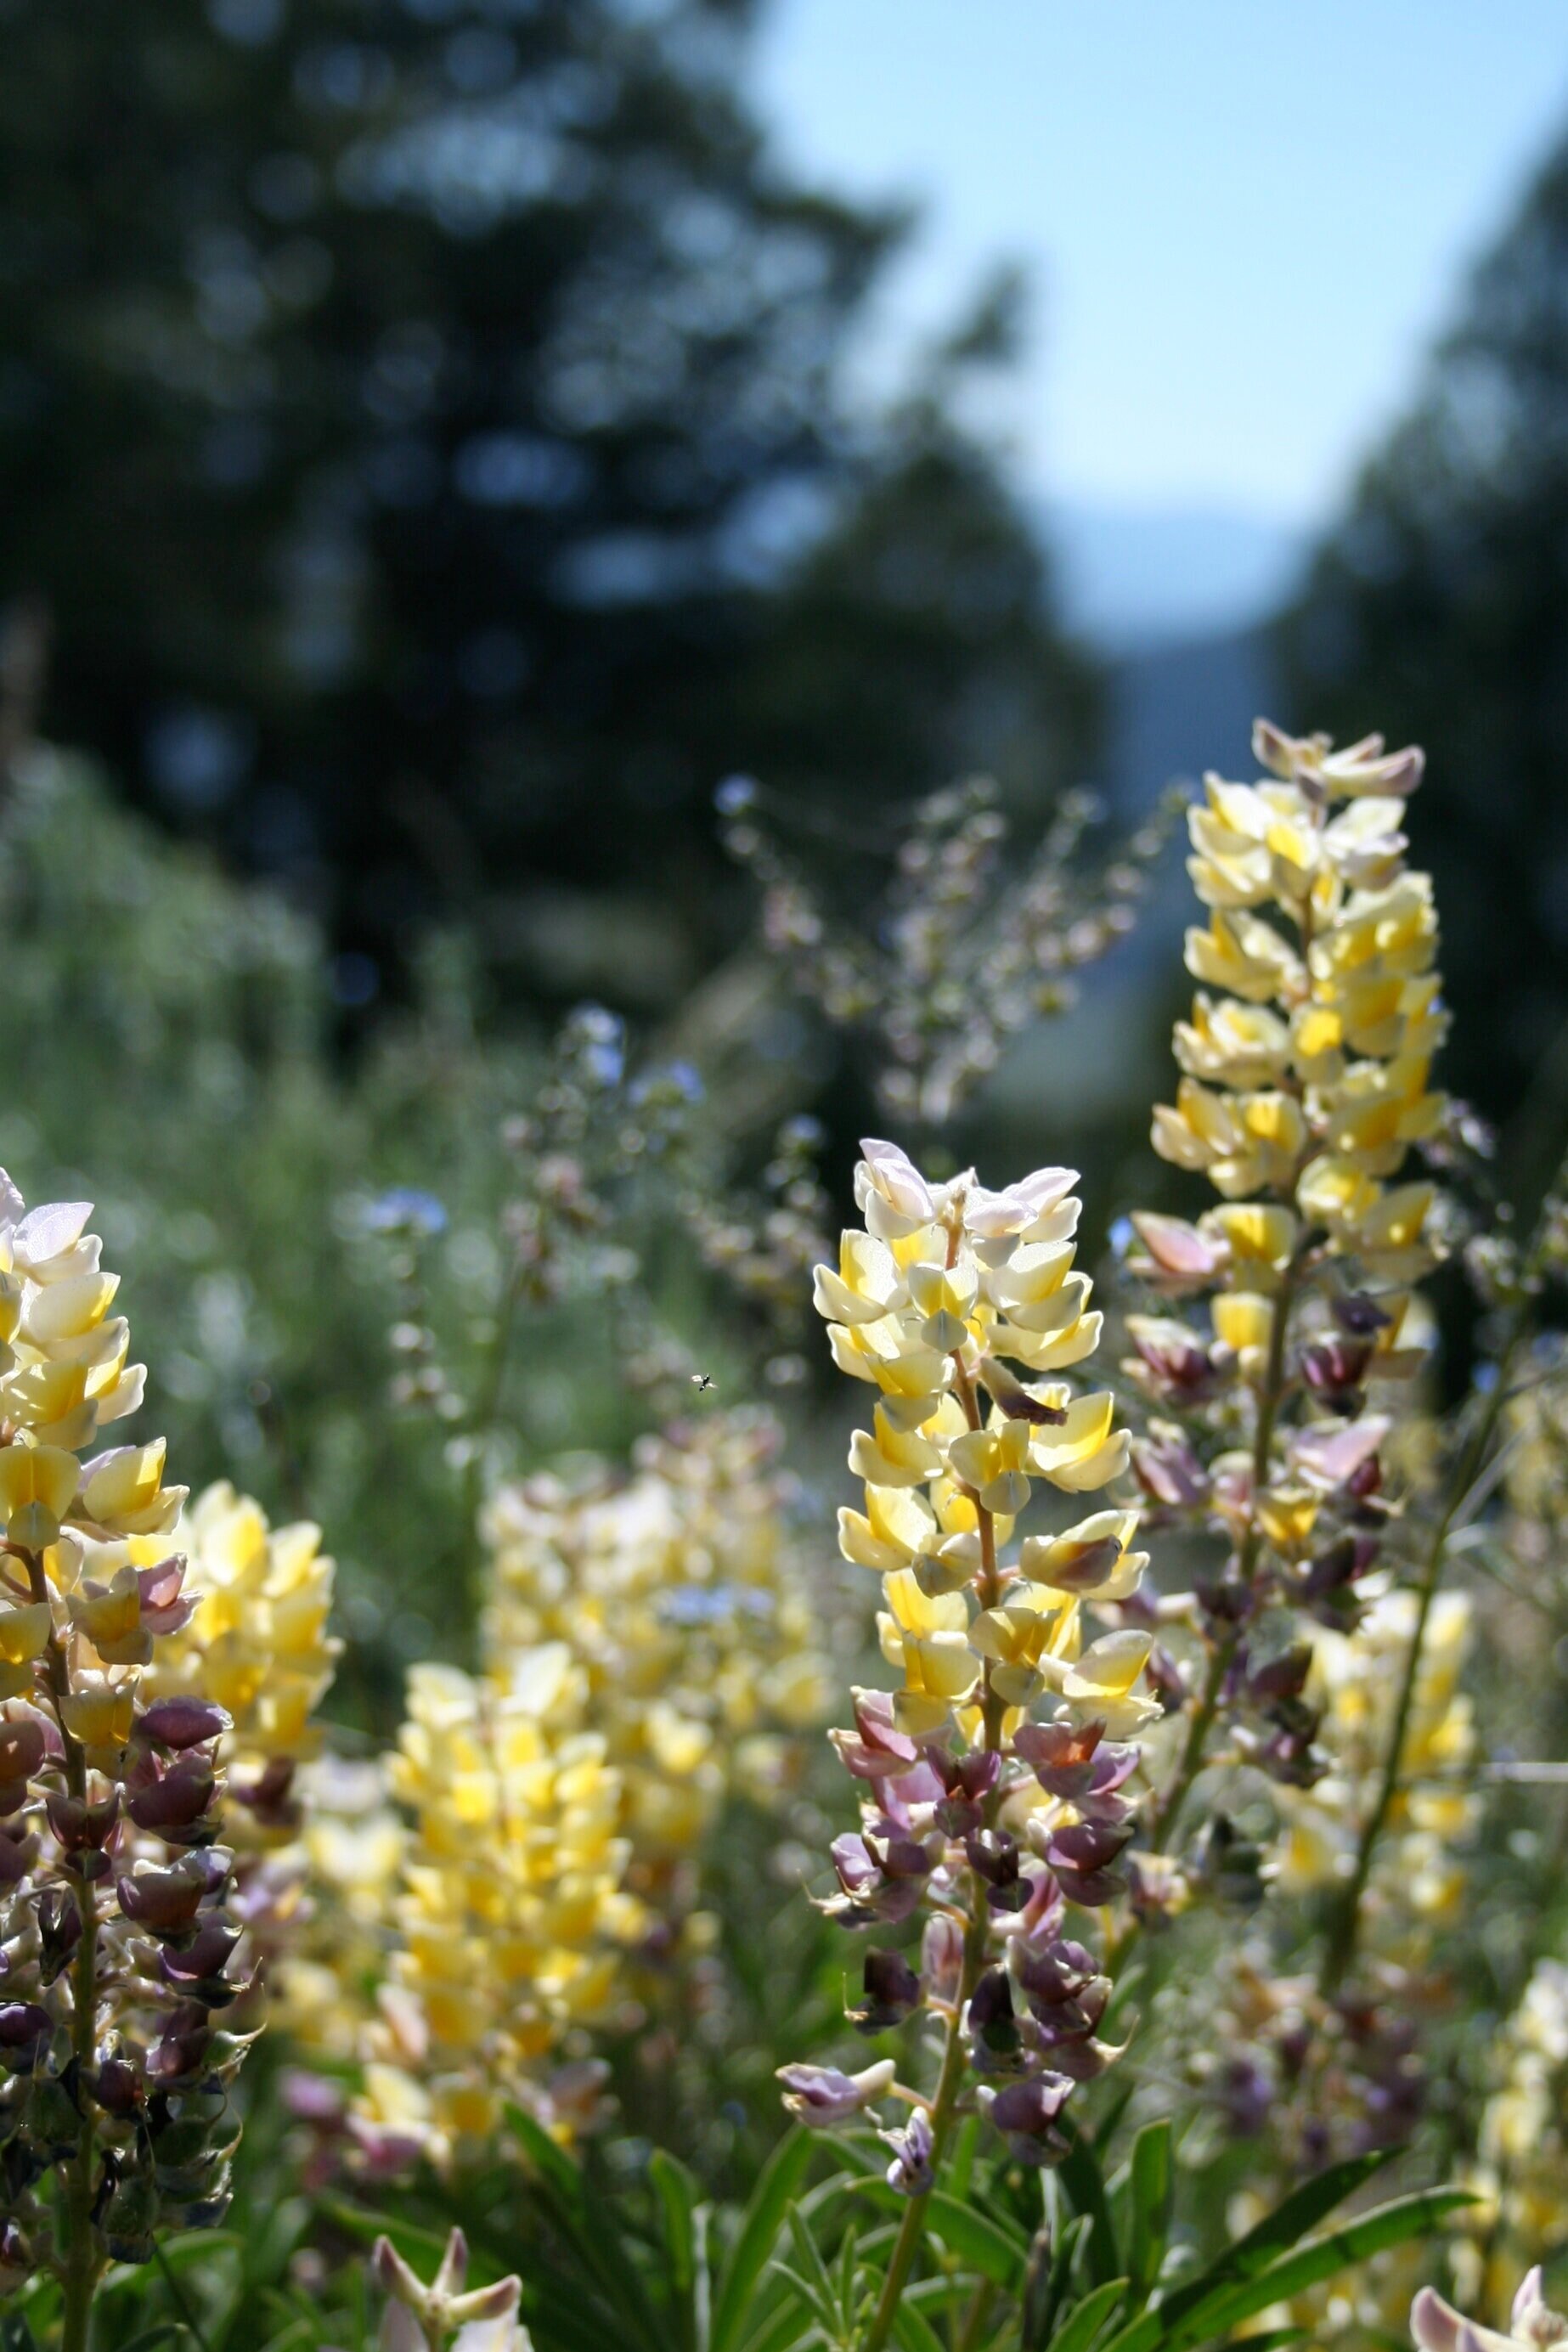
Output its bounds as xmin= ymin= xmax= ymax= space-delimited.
xmin=363 ymin=1187 xmax=448 ymax=1238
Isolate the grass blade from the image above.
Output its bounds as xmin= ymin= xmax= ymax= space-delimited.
xmin=712 ymin=2128 xmax=816 ymax=2352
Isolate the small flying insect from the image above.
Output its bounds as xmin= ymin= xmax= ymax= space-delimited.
xmin=691 ymin=1372 xmax=715 ymax=1392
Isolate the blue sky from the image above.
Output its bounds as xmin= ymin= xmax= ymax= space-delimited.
xmin=750 ymin=3 xmax=1568 ymax=527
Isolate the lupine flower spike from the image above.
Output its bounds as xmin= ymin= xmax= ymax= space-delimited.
xmin=783 ymin=1140 xmax=1153 ymax=2259
xmin=0 ymin=1176 xmax=251 ymax=2335
xmin=1124 ymin=721 xmax=1447 ymax=1889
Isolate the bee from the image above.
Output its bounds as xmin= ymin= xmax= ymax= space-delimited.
xmin=691 ymin=1372 xmax=714 ymax=1392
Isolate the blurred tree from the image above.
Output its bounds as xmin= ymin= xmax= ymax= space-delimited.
xmin=0 ymin=0 xmax=1095 ymax=1014
xmin=1278 ymin=123 xmax=1568 ymax=1136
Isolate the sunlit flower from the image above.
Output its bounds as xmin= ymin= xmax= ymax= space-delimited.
xmin=784 ymin=1142 xmax=1150 ymax=2180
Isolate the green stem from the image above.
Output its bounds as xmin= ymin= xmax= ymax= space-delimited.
xmin=861 ymin=1904 xmax=986 ymax=2352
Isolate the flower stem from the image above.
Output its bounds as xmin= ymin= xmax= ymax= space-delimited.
xmin=861 ymin=1903 xmax=986 ymax=2352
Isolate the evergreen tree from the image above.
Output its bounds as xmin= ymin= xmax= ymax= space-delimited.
xmin=0 ymin=0 xmax=1094 ymax=1007
xmin=1278 ymin=124 xmax=1568 ymax=1128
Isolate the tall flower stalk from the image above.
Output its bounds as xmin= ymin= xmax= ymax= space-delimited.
xmin=781 ymin=1142 xmax=1153 ymax=2351
xmin=0 ymin=1176 xmax=249 ymax=2352
xmin=1125 ymin=719 xmax=1448 ymax=1914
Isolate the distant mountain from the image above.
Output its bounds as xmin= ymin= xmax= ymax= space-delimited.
xmin=1041 ymin=497 xmax=1308 ymax=652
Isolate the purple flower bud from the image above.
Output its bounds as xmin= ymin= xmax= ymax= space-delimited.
xmin=46 ymin=1788 xmax=120 ymax=1853
xmin=0 ymin=1720 xmax=46 ymax=1784
xmin=37 ymin=1887 xmax=81 ymax=1984
xmin=966 ymin=1830 xmax=1028 ymax=1911
xmin=849 ymin=1949 xmax=922 ymax=2033
xmin=776 ymin=2058 xmax=896 ymax=2126
xmin=147 ymin=2003 xmax=212 ymax=2083
xmin=136 ymin=1698 xmax=233 ymax=1752
xmin=1247 ymin=1644 xmax=1313 ymax=1705
xmin=1044 ymin=1819 xmax=1132 ymax=1875
xmin=160 ymin=1915 xmax=242 ymax=1985
xmin=116 ymin=1860 xmax=208 ymax=1933
xmin=0 ymin=2001 xmax=51 ymax=2053
xmin=93 ymin=2058 xmax=142 ymax=2117
xmin=967 ymin=1966 xmax=1019 ymax=2057
xmin=828 ymin=1690 xmax=920 ymax=1781
xmin=127 ymin=1755 xmax=217 ymax=1836
xmin=871 ymin=1832 xmax=937 ymax=1883
xmin=987 ymin=2072 xmax=1074 ymax=2164
xmin=879 ymin=2107 xmax=934 ymax=2196
xmin=1300 ymin=1340 xmax=1373 ymax=1409
xmin=0 ymin=1828 xmax=35 ymax=1887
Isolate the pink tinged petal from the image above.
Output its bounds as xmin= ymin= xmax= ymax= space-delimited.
xmin=1290 ymin=1416 xmax=1390 ymax=1492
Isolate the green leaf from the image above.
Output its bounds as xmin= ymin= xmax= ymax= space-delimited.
xmin=785 ymin=2206 xmax=839 ymax=2332
xmin=890 ymin=2298 xmax=946 ymax=2352
xmin=315 ymin=2200 xmax=452 ymax=2265
xmin=1097 ymin=2149 xmax=1396 ymax=2352
xmin=1050 ymin=2278 xmax=1131 ymax=2352
xmin=650 ymin=2147 xmax=700 ymax=2304
xmin=1125 ymin=2122 xmax=1172 ymax=2306
xmin=1024 ymin=2213 xmax=1091 ymax=2352
xmin=496 ymin=2108 xmax=668 ymax=2352
xmin=712 ymin=2128 xmax=817 ymax=2352
xmin=1058 ymin=2115 xmax=1120 ymax=2288
xmin=946 ymin=2115 xmax=980 ymax=2208
xmin=1182 ymin=2190 xmax=1475 ymax=2347
xmin=502 ymin=2103 xmax=584 ymax=2207
xmin=736 ymin=2300 xmax=819 ymax=2352
xmin=845 ymin=2182 xmax=1027 ymax=2290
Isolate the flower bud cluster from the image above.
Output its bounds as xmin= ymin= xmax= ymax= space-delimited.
xmin=781 ymin=1142 xmax=1154 ymax=2178
xmin=348 ymin=1648 xmax=644 ymax=2172
xmin=1122 ymin=720 xmax=1449 ymax=1872
xmin=0 ymin=1177 xmax=251 ymax=2278
xmin=719 ymin=774 xmax=1182 ymax=1126
xmin=481 ymin=1410 xmax=829 ymax=1921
